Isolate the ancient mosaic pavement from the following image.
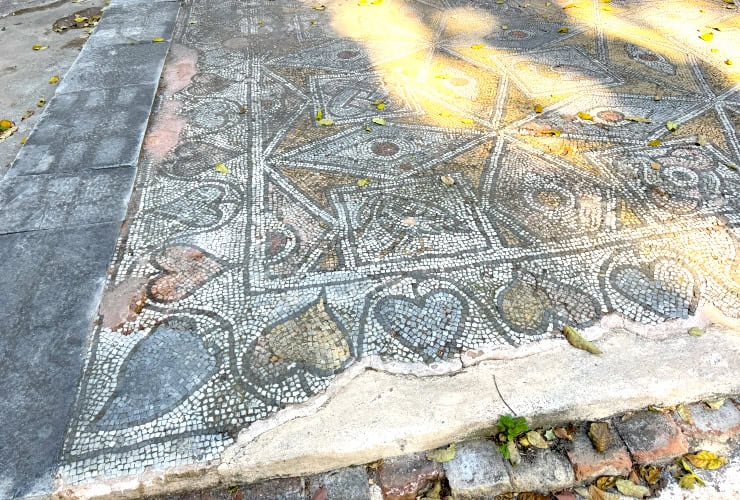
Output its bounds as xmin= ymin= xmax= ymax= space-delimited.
xmin=62 ymin=0 xmax=739 ymax=483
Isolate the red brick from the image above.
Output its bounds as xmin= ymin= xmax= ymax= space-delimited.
xmin=615 ymin=411 xmax=688 ymax=464
xmin=378 ymin=452 xmax=442 ymax=500
xmin=567 ymin=422 xmax=632 ymax=481
xmin=676 ymin=401 xmax=740 ymax=444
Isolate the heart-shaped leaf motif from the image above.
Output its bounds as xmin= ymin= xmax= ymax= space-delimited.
xmin=374 ymin=290 xmax=466 ymax=361
xmin=148 ymin=246 xmax=223 ymax=302
xmin=95 ymin=321 xmax=216 ymax=429
xmin=611 ymin=264 xmax=695 ymax=319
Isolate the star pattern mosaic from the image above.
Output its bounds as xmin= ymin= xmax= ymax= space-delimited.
xmin=61 ymin=0 xmax=740 ymax=484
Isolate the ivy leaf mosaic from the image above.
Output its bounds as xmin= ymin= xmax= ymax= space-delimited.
xmin=61 ymin=0 xmax=740 ymax=485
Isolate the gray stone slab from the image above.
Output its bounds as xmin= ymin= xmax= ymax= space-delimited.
xmin=307 ymin=466 xmax=370 ymax=500
xmin=0 ymin=168 xmax=135 ymax=234
xmin=86 ymin=1 xmax=179 ymax=48
xmin=505 ymin=447 xmax=574 ymax=493
xmin=0 ymin=222 xmax=121 ymax=499
xmin=55 ymin=41 xmax=169 ymax=94
xmin=8 ymin=85 xmax=156 ymax=176
xmin=444 ymin=440 xmax=512 ymax=499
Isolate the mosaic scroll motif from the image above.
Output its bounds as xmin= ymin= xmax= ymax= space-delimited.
xmin=62 ymin=0 xmax=740 ymax=483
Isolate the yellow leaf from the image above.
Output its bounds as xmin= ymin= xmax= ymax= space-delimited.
xmin=370 ymin=0 xmax=383 ymax=4
xmin=648 ymin=139 xmax=662 ymax=147
xmin=372 ymin=117 xmax=386 ymax=125
xmin=435 ymin=74 xmax=449 ymax=79
xmin=357 ymin=178 xmax=370 ymax=187
xmin=20 ymin=136 xmax=27 ymax=144
xmin=317 ymin=118 xmax=335 ymax=126
xmin=471 ymin=43 xmax=485 ymax=49
xmin=576 ymin=111 xmax=593 ymax=120
xmin=711 ymin=47 xmax=719 ymax=53
xmin=542 ymin=129 xmax=561 ymax=136
xmin=364 ymin=126 xmax=371 ymax=132
xmin=558 ymin=27 xmax=569 ymax=33
xmin=666 ymin=120 xmax=678 ymax=131
xmin=0 ymin=119 xmax=14 ymax=130
xmin=685 ymin=451 xmax=727 ymax=470
xmin=699 ymin=32 xmax=714 ymax=42
xmin=152 ymin=37 xmax=165 ymax=43
xmin=562 ymin=3 xmax=577 ymax=8
xmin=48 ymin=75 xmax=59 ymax=84
xmin=32 ymin=44 xmax=48 ymax=51
xmin=440 ymin=175 xmax=455 ymax=186
xmin=215 ymin=162 xmax=230 ymax=174
xmin=460 ymin=118 xmax=474 ymax=124
xmin=376 ymin=102 xmax=385 ymax=110
xmin=502 ymin=24 xmax=508 ymax=30
xmin=74 ymin=16 xmax=88 ymax=23
xmin=600 ymin=0 xmax=611 ymax=3
xmin=563 ymin=325 xmax=602 ymax=354
xmin=315 ymin=109 xmax=323 ymax=120
xmin=704 ymin=398 xmax=725 ymax=410
xmin=312 ymin=4 xmax=326 ymax=10
xmin=534 ymin=104 xmax=543 ymax=113
xmin=725 ymin=59 xmax=733 ymax=65
xmin=426 ymin=443 xmax=455 ymax=463
xmin=37 ymin=97 xmax=46 ymax=107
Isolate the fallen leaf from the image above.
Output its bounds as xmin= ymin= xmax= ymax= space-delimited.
xmin=37 ymin=97 xmax=46 ymax=107
xmin=315 ymin=109 xmax=323 ymax=120
xmin=518 ymin=493 xmax=550 ymax=500
xmin=0 ymin=119 xmax=14 ymax=130
xmin=558 ymin=27 xmax=569 ymax=33
xmin=676 ymin=403 xmax=693 ymax=424
xmin=648 ymin=139 xmax=662 ymax=147
xmin=576 ymin=111 xmax=593 ymax=120
xmin=640 ymin=465 xmax=661 ymax=485
xmin=678 ymin=473 xmax=700 ymax=489
xmin=227 ymin=485 xmax=239 ymax=494
xmin=371 ymin=0 xmax=383 ymax=4
xmin=554 ymin=425 xmax=574 ymax=440
xmin=519 ymin=435 xmax=530 ymax=447
xmin=471 ymin=43 xmax=485 ymax=49
xmin=562 ymin=3 xmax=577 ymax=9
xmin=357 ymin=178 xmax=370 ymax=187
xmin=648 ymin=404 xmax=675 ymax=413
xmin=269 ymin=354 xmax=280 ymax=363
xmin=364 ymin=126 xmax=371 ymax=132
xmin=563 ymin=325 xmax=602 ymax=354
xmin=73 ymin=16 xmax=88 ymax=23
xmin=21 ymin=110 xmax=34 ymax=120
xmin=20 ymin=136 xmax=27 ymax=144
xmin=704 ymin=398 xmax=725 ymax=410
xmin=711 ymin=47 xmax=719 ymax=52
xmin=317 ymin=118 xmax=335 ymax=126
xmin=502 ymin=24 xmax=509 ymax=30
xmin=32 ymin=44 xmax=49 ymax=51
xmin=215 ymin=162 xmax=230 ymax=174
xmin=685 ymin=451 xmax=728 ymax=470
xmin=588 ymin=422 xmax=612 ymax=452
xmin=240 ymin=105 xmax=247 ymax=114
xmin=440 ymin=175 xmax=455 ymax=186
xmin=541 ymin=129 xmax=561 ymax=136
xmin=595 ymin=476 xmax=617 ymax=490
xmin=544 ymin=428 xmax=556 ymax=441
xmin=426 ymin=443 xmax=455 ymax=463
xmin=666 ymin=120 xmax=678 ymax=131
xmin=696 ymin=135 xmax=707 ymax=146
xmin=460 ymin=118 xmax=474 ymax=124
xmin=688 ymin=326 xmax=704 ymax=336
xmin=651 ymin=162 xmax=661 ymax=170
xmin=588 ymin=485 xmax=619 ymax=500
xmin=615 ymin=479 xmax=650 ymax=498
xmin=534 ymin=104 xmax=543 ymax=113
xmin=372 ymin=117 xmax=386 ymax=125
xmin=625 ymin=115 xmax=652 ymax=123
xmin=506 ymin=440 xmax=520 ymax=466
xmin=152 ymin=37 xmax=165 ymax=42
xmin=725 ymin=59 xmax=733 ymax=65
xmin=48 ymin=75 xmax=59 ymax=84
xmin=525 ymin=430 xmax=548 ymax=449
xmin=699 ymin=32 xmax=714 ymax=42
xmin=312 ymin=4 xmax=326 ymax=10
xmin=376 ymin=102 xmax=385 ymax=110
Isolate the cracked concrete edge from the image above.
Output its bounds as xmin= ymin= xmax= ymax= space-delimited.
xmin=53 ymin=310 xmax=740 ymax=499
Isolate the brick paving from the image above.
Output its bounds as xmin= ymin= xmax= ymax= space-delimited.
xmin=163 ymin=398 xmax=740 ymax=499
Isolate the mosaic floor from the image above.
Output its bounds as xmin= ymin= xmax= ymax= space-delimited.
xmin=62 ymin=0 xmax=740 ymax=483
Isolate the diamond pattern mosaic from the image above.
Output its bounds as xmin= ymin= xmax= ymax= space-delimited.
xmin=62 ymin=0 xmax=740 ymax=483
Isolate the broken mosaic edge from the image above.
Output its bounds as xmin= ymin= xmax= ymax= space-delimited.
xmin=52 ymin=310 xmax=740 ymax=499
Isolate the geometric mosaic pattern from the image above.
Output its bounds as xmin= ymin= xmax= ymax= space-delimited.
xmin=62 ymin=0 xmax=740 ymax=484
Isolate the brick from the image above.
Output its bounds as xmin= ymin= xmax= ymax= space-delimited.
xmin=377 ymin=452 xmax=442 ymax=500
xmin=506 ymin=447 xmax=574 ymax=493
xmin=567 ymin=422 xmax=632 ymax=481
xmin=676 ymin=401 xmax=740 ymax=445
xmin=307 ymin=466 xmax=370 ymax=500
xmin=615 ymin=411 xmax=688 ymax=464
xmin=443 ymin=440 xmax=512 ymax=499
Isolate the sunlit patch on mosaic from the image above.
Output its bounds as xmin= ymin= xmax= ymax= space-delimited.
xmin=61 ymin=0 xmax=740 ymax=485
